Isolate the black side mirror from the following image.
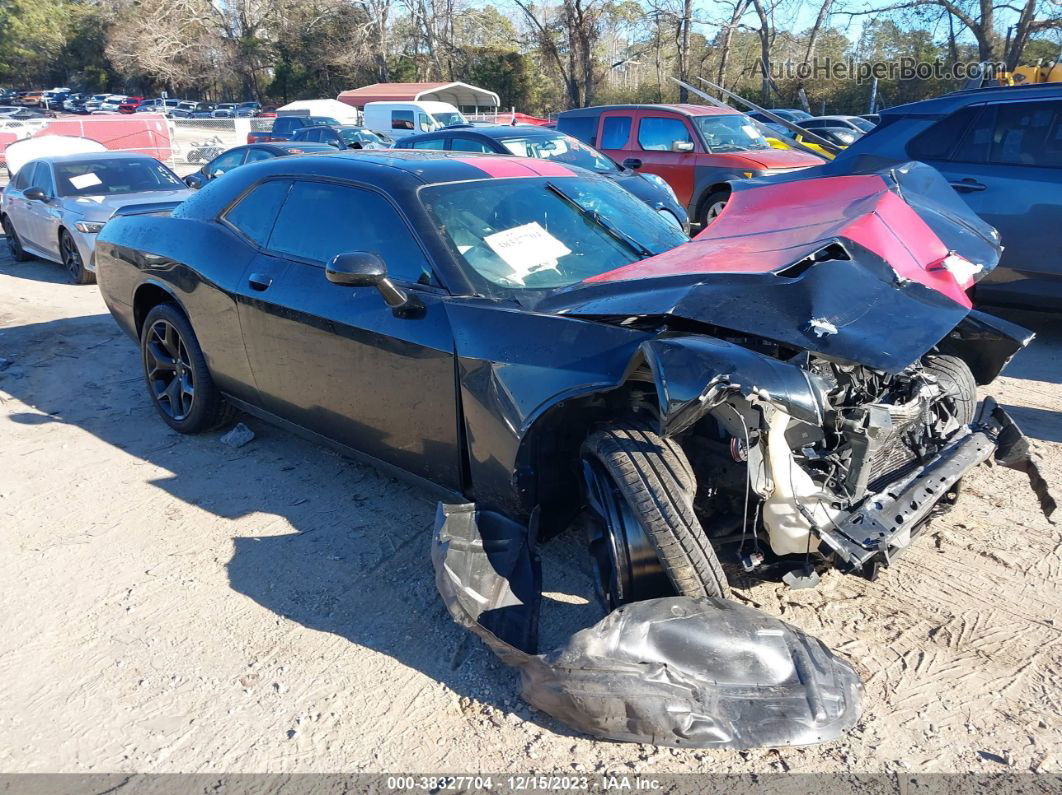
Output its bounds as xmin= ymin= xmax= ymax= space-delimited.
xmin=326 ymin=252 xmax=424 ymax=317
xmin=23 ymin=187 xmax=47 ymax=201
xmin=184 ymin=173 xmax=204 ymax=189
xmin=622 ymin=158 xmax=642 ymax=170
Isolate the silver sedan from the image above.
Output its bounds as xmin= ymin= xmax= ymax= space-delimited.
xmin=1 ymin=152 xmax=190 ymax=284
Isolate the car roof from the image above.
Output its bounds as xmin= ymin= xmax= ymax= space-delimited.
xmin=809 ymin=115 xmax=860 ymax=121
xmin=406 ymin=125 xmax=561 ymax=141
xmin=883 ymin=81 xmax=1062 ymax=117
xmin=560 ymin=103 xmax=740 ymax=118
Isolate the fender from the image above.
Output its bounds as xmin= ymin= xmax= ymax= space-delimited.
xmin=639 ymin=334 xmax=828 ymax=436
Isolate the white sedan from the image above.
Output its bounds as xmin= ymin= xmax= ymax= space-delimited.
xmin=1 ymin=152 xmax=191 ymax=284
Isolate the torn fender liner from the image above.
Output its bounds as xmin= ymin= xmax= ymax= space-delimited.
xmin=433 ymin=503 xmax=863 ymax=748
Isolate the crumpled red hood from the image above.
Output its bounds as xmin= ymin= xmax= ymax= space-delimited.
xmin=586 ymin=174 xmax=973 ymax=308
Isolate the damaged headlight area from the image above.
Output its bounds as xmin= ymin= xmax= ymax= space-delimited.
xmin=432 ymin=503 xmax=862 ymax=748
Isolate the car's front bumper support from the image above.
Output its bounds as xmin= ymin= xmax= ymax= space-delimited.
xmin=818 ymin=397 xmax=1056 ymax=573
xmin=431 ymin=503 xmax=862 ymax=748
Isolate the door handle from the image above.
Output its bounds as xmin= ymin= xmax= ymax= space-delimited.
xmin=949 ymin=179 xmax=986 ymax=193
xmin=248 ymin=273 xmax=273 ymax=291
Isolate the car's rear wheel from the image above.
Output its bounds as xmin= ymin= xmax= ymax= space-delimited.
xmin=581 ymin=421 xmax=730 ymax=608
xmin=2 ymin=215 xmax=32 ymax=261
xmin=60 ymin=230 xmax=95 ymax=285
xmin=140 ymin=303 xmax=234 ymax=433
xmin=698 ymin=189 xmax=731 ymax=227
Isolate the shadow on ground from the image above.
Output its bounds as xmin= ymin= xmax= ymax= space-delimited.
xmin=1 ymin=309 xmax=603 ymax=732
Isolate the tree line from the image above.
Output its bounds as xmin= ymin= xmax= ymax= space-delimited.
xmin=0 ymin=0 xmax=1058 ymax=116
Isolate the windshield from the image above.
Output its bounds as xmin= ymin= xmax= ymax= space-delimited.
xmin=340 ymin=128 xmax=384 ymax=145
xmin=55 ymin=159 xmax=185 ymax=196
xmin=308 ymin=116 xmax=341 ymax=127
xmin=499 ymin=134 xmax=618 ymax=173
xmin=422 ymin=176 xmax=687 ymax=291
xmin=431 ymin=111 xmax=467 ymax=127
xmin=694 ymin=116 xmax=771 ymax=152
xmin=850 ymin=117 xmax=876 ymax=132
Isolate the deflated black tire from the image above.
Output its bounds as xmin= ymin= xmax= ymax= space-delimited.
xmin=140 ymin=303 xmax=235 ymax=433
xmin=582 ymin=421 xmax=730 ymax=606
xmin=924 ymin=354 xmax=977 ymax=425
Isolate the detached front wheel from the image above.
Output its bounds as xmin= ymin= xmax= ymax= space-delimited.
xmin=581 ymin=421 xmax=730 ymax=608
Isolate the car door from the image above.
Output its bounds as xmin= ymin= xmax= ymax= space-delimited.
xmin=633 ymin=112 xmax=699 ymax=207
xmin=595 ymin=110 xmax=635 ymax=165
xmin=912 ymin=98 xmax=1062 ymax=299
xmin=232 ymin=178 xmax=464 ymax=489
xmin=23 ymin=162 xmax=62 ymax=258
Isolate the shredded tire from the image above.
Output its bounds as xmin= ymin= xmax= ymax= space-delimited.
xmin=583 ymin=421 xmax=730 ymax=599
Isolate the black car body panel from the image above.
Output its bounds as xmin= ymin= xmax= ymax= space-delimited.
xmin=94 ymin=150 xmax=1052 ymax=748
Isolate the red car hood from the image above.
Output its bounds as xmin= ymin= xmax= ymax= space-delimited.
xmin=588 ymin=173 xmax=974 ymax=308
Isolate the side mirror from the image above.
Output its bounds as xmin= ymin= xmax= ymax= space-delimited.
xmin=622 ymin=157 xmax=642 ymax=170
xmin=183 ymin=174 xmax=202 ymax=189
xmin=671 ymin=140 xmax=694 ymax=153
xmin=23 ymin=187 xmax=47 ymax=201
xmin=326 ymin=251 xmax=424 ymax=317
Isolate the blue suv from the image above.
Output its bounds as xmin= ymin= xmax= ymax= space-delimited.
xmin=829 ymin=83 xmax=1062 ymax=310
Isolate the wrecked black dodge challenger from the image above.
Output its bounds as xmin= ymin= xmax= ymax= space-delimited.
xmin=95 ymin=151 xmax=1052 ymax=748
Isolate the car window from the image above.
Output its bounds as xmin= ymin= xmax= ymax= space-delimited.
xmin=418 ymin=113 xmax=434 ymax=132
xmin=208 ymin=150 xmax=246 ymax=176
xmin=500 ymin=134 xmax=618 ymax=173
xmin=31 ymin=163 xmax=56 ymax=197
xmin=802 ymin=119 xmax=825 ymax=128
xmin=451 ymin=137 xmax=493 ymax=152
xmin=412 ymin=137 xmax=446 ymax=150
xmin=245 ymin=149 xmax=274 ymax=163
xmin=638 ymin=117 xmax=693 ymax=151
xmin=55 ymin=158 xmax=184 ymax=196
xmin=600 ymin=116 xmax=632 ymax=149
xmin=907 ymin=107 xmax=979 ymax=161
xmin=12 ymin=162 xmax=36 ymax=190
xmin=557 ymin=115 xmax=598 ymax=145
xmin=694 ymin=115 xmax=771 ymax=152
xmin=392 ymin=110 xmax=415 ymax=131
xmin=267 ymin=181 xmax=433 ymax=284
xmin=223 ymin=179 xmax=291 ymax=247
xmin=982 ymin=100 xmax=1062 ymax=167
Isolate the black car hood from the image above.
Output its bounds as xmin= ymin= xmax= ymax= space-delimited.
xmin=532 ymin=163 xmax=1003 ymax=375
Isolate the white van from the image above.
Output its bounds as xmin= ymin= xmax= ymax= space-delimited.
xmin=361 ymin=101 xmax=467 ymax=139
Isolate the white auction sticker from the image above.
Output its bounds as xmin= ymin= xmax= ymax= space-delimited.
xmin=69 ymin=172 xmax=103 ymax=190
xmin=741 ymin=124 xmax=761 ymax=139
xmin=484 ymin=222 xmax=571 ymax=283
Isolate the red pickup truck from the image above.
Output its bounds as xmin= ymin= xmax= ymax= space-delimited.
xmin=245 ymin=115 xmax=342 ymax=144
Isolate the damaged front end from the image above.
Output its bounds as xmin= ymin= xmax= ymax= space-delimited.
xmin=432 ymin=503 xmax=862 ymax=748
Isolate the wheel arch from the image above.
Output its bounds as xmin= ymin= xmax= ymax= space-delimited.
xmin=693 ymin=182 xmax=733 ymax=223
xmin=133 ymin=280 xmax=186 ymax=338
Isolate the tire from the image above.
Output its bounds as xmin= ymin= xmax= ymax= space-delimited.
xmin=698 ymin=188 xmax=731 ymax=227
xmin=582 ymin=421 xmax=730 ymax=604
xmin=2 ymin=214 xmax=32 ymax=262
xmin=140 ymin=303 xmax=236 ymax=433
xmin=924 ymin=354 xmax=977 ymax=425
xmin=59 ymin=230 xmax=95 ymax=285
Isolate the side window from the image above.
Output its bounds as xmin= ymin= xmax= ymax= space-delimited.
xmin=223 ymin=180 xmax=291 ymax=247
xmin=418 ymin=113 xmax=434 ymax=132
xmin=450 ymin=137 xmax=493 ymax=152
xmin=267 ymin=181 xmax=433 ymax=284
xmin=209 ymin=149 xmax=246 ymax=176
xmin=557 ymin=115 xmax=597 ymax=145
xmin=907 ymin=107 xmax=979 ymax=161
xmin=274 ymin=118 xmax=296 ymax=136
xmin=33 ymin=164 xmax=56 ymax=197
xmin=600 ymin=116 xmax=632 ymax=149
xmin=392 ymin=110 xmax=415 ymax=131
xmin=245 ymin=148 xmax=274 ymax=163
xmin=638 ymin=117 xmax=693 ymax=151
xmin=412 ymin=137 xmax=446 ymax=150
xmin=12 ymin=162 xmax=37 ymax=191
xmin=985 ymin=100 xmax=1062 ymax=167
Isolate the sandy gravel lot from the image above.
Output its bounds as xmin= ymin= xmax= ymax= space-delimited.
xmin=0 ymin=241 xmax=1060 ymax=775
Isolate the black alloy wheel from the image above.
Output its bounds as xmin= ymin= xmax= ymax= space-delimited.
xmin=2 ymin=215 xmax=31 ymax=261
xmin=60 ymin=230 xmax=95 ymax=284
xmin=144 ymin=318 xmax=196 ymax=422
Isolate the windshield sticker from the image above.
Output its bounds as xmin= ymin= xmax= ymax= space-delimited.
xmin=484 ymin=222 xmax=571 ymax=284
xmin=742 ymin=124 xmax=761 ymax=139
xmin=69 ymin=173 xmax=103 ymax=190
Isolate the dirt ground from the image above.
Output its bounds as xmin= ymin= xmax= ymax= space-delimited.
xmin=1 ymin=241 xmax=1060 ymax=775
